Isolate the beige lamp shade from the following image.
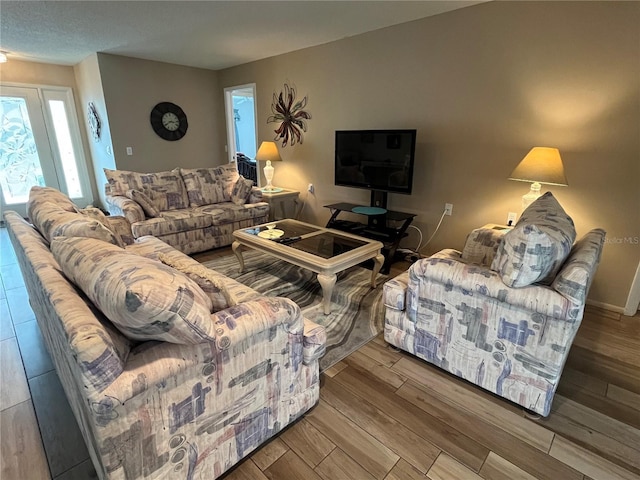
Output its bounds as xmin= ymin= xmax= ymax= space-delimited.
xmin=255 ymin=141 xmax=282 ymax=163
xmin=509 ymin=147 xmax=568 ymax=186
xmin=509 ymin=147 xmax=567 ymax=211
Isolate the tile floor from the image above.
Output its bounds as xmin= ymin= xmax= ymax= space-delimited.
xmin=0 ymin=226 xmax=97 ymax=480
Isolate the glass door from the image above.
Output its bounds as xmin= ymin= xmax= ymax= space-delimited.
xmin=0 ymin=86 xmax=60 ymax=218
xmin=0 ymin=85 xmax=91 ymax=219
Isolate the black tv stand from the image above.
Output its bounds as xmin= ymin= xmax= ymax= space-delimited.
xmin=324 ymin=202 xmax=416 ymax=274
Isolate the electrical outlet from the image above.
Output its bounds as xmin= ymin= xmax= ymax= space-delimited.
xmin=444 ymin=203 xmax=453 ymax=216
xmin=126 ymin=146 xmax=133 ymax=156
xmin=308 ymin=183 xmax=314 ymax=193
xmin=507 ymin=212 xmax=517 ymax=226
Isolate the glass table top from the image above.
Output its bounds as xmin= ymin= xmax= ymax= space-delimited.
xmin=241 ymin=219 xmax=369 ymax=259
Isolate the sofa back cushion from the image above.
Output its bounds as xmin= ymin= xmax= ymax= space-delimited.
xmin=104 ymin=168 xmax=188 ymax=211
xmin=491 ymin=192 xmax=576 ymax=287
xmin=180 ymin=164 xmax=240 ymax=207
xmin=27 ymin=186 xmax=77 ymax=221
xmin=30 ymin=200 xmax=123 ymax=246
xmin=51 ymin=236 xmax=218 ymax=344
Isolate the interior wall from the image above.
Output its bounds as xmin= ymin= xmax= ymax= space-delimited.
xmin=0 ymin=59 xmax=99 ymax=204
xmin=217 ymin=1 xmax=640 ymax=309
xmin=96 ymin=53 xmax=226 ymax=173
xmin=74 ymin=53 xmax=115 ymax=208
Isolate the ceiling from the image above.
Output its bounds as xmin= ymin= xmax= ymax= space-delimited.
xmin=0 ymin=1 xmax=483 ymax=71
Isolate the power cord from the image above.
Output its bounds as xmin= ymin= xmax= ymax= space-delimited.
xmin=419 ymin=209 xmax=447 ymax=252
xmin=397 ymin=207 xmax=447 ymax=262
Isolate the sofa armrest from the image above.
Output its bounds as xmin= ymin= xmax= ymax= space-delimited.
xmin=552 ymin=229 xmax=606 ymax=304
xmin=97 ymin=296 xmax=306 ymax=404
xmin=383 ymin=271 xmax=410 ymax=310
xmin=303 ymin=318 xmax=326 ymax=363
xmin=409 ymin=249 xmax=575 ymax=319
xmin=104 ymin=194 xmax=145 ymax=224
xmin=248 ymin=187 xmax=264 ymax=204
xmin=211 ymin=297 xmax=303 ymax=350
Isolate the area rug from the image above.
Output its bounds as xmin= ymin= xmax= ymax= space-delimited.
xmin=202 ymin=250 xmax=387 ymax=371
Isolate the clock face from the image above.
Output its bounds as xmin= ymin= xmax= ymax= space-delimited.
xmin=162 ymin=112 xmax=180 ymax=131
xmin=150 ymin=102 xmax=188 ymax=141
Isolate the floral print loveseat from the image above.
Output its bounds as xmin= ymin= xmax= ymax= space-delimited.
xmin=104 ymin=164 xmax=269 ymax=254
xmin=5 ymin=186 xmax=325 ymax=479
xmin=383 ymin=193 xmax=605 ymax=416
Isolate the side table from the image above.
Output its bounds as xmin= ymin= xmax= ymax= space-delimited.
xmin=261 ymin=189 xmax=300 ymax=221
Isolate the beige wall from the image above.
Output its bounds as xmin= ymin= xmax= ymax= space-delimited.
xmin=0 ymin=59 xmax=99 ymax=203
xmin=218 ymin=1 xmax=640 ymax=309
xmin=96 ymin=54 xmax=226 ymax=173
xmin=74 ymin=54 xmax=115 ymax=208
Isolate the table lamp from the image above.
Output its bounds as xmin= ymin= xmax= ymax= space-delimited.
xmin=509 ymin=147 xmax=568 ymax=210
xmin=255 ymin=141 xmax=282 ymax=192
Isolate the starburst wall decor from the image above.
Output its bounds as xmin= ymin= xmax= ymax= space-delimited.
xmin=267 ymin=83 xmax=311 ymax=147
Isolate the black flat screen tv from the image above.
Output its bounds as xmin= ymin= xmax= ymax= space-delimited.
xmin=335 ymin=130 xmax=416 ymax=208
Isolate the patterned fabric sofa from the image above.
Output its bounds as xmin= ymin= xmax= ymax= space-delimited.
xmin=383 ymin=193 xmax=606 ymax=416
xmin=104 ymin=164 xmax=269 ymax=254
xmin=5 ymin=186 xmax=325 ymax=479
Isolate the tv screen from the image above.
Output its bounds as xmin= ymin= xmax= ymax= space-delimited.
xmin=335 ymin=129 xmax=416 ymax=194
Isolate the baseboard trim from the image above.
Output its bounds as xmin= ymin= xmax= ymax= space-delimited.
xmin=586 ymin=299 xmax=625 ymax=314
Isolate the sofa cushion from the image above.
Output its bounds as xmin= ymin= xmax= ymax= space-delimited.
xmin=126 ymin=189 xmax=161 ymax=218
xmin=491 ymin=192 xmax=576 ymax=287
xmin=131 ymin=209 xmax=215 ymax=237
xmin=104 ymin=168 xmax=189 ymax=211
xmin=30 ymin=201 xmax=122 ymax=246
xmin=196 ymin=202 xmax=270 ymax=223
xmin=461 ymin=227 xmax=507 ymax=266
xmin=180 ymin=164 xmax=240 ymax=207
xmin=51 ymin=236 xmax=217 ymax=344
xmin=231 ymin=175 xmax=254 ymax=205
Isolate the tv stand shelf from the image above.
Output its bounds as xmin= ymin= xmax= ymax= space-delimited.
xmin=324 ymin=202 xmax=416 ymax=274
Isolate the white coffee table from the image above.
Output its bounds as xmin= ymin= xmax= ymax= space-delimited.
xmin=232 ymin=219 xmax=384 ymax=314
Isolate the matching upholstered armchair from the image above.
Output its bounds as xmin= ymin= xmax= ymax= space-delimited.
xmin=383 ymin=193 xmax=606 ymax=416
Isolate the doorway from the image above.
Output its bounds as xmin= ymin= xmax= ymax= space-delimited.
xmin=224 ymin=84 xmax=259 ymax=184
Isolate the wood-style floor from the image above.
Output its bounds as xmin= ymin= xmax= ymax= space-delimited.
xmin=1 ymin=232 xmax=639 ymax=479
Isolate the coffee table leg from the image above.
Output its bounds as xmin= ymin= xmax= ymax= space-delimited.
xmin=232 ymin=241 xmax=245 ymax=273
xmin=317 ymin=273 xmax=337 ymax=314
xmin=371 ymin=253 xmax=384 ymax=287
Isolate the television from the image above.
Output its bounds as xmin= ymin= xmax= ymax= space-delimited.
xmin=335 ymin=129 xmax=416 ymax=209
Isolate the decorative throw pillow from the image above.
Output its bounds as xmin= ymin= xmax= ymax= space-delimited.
xmin=126 ymin=189 xmax=161 ymax=218
xmin=158 ymin=253 xmax=233 ymax=311
xmin=30 ymin=201 xmax=122 ymax=245
xmin=51 ymin=236 xmax=216 ymax=344
xmin=231 ymin=175 xmax=254 ymax=205
xmin=77 ymin=207 xmax=126 ymax=247
xmin=461 ymin=227 xmax=507 ymax=266
xmin=491 ymin=192 xmax=576 ymax=287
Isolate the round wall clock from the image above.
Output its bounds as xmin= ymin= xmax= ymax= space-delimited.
xmin=150 ymin=102 xmax=188 ymax=141
xmin=87 ymin=102 xmax=101 ymax=141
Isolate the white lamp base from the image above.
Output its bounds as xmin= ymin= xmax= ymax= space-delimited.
xmin=522 ymin=182 xmax=542 ymax=211
xmin=262 ymin=160 xmax=277 ymax=191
